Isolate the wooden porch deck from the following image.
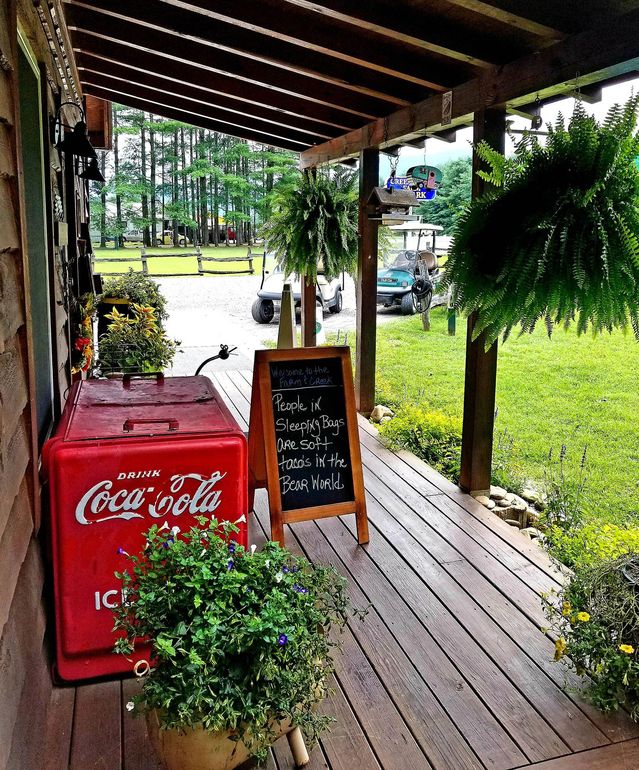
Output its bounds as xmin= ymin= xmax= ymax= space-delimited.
xmin=44 ymin=369 xmax=639 ymax=770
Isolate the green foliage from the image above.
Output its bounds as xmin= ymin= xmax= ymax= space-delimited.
xmin=113 ymin=518 xmax=350 ymax=761
xmin=417 ymin=157 xmax=472 ymax=234
xmin=101 ymin=270 xmax=168 ymax=322
xmin=445 ymin=97 xmax=639 ymax=346
xmin=378 ymin=405 xmax=462 ymax=482
xmin=545 ymin=555 xmax=639 ymax=720
xmin=546 ymin=521 xmax=639 ymax=570
xmin=97 ymin=304 xmax=178 ymax=374
xmin=262 ymin=169 xmax=358 ymax=279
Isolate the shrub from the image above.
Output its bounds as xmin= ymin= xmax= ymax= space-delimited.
xmin=379 ymin=405 xmax=462 ymax=482
xmin=545 ymin=554 xmax=639 ymax=720
xmin=101 ymin=270 xmax=168 ymax=323
xmin=545 ymin=521 xmax=639 ymax=570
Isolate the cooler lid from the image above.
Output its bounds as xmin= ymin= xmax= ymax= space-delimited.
xmin=64 ymin=375 xmax=241 ymax=441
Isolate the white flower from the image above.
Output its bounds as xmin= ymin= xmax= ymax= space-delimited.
xmin=235 ymin=514 xmax=247 ymax=524
xmin=275 ymin=572 xmax=283 ymax=583
xmin=265 ymin=559 xmax=270 ymax=568
xmin=171 ymin=526 xmax=180 ymax=536
xmin=126 ymin=701 xmax=135 ymax=712
xmin=200 ymin=549 xmax=207 ymax=557
xmin=250 ymin=544 xmax=257 ymax=556
xmin=159 ymin=522 xmax=170 ymax=531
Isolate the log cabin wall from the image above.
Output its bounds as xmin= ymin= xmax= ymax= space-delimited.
xmin=0 ymin=1 xmax=82 ymax=767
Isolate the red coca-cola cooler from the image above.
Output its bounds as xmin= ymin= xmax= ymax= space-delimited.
xmin=43 ymin=374 xmax=247 ymax=682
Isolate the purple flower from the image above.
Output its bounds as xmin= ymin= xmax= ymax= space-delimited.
xmin=227 ymin=559 xmax=234 ymax=570
xmin=117 ymin=547 xmax=127 ymax=555
xmin=278 ymin=634 xmax=288 ymax=646
xmin=292 ymin=584 xmax=308 ymax=594
xmin=228 ymin=541 xmax=237 ymax=554
xmin=282 ymin=566 xmax=290 ymax=573
xmin=292 ymin=566 xmax=299 ymax=573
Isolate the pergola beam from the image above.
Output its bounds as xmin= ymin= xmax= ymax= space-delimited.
xmin=299 ymin=8 xmax=639 ymax=167
xmin=441 ymin=0 xmax=562 ymax=38
xmin=82 ymin=85 xmax=309 ymax=152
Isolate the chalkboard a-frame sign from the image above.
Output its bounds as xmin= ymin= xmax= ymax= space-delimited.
xmin=248 ymin=347 xmax=369 ymax=546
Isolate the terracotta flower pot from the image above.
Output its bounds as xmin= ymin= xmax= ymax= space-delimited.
xmin=146 ymin=710 xmax=296 ymax=770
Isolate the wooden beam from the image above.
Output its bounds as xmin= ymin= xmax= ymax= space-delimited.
xmin=80 ymin=71 xmax=332 ymax=146
xmin=158 ymin=0 xmax=470 ymax=87
xmin=64 ymin=0 xmax=425 ymax=107
xmin=299 ymin=7 xmax=639 ymax=167
xmin=459 ymin=108 xmax=505 ymax=495
xmin=64 ymin=8 xmax=398 ymax=121
xmin=82 ymin=85 xmax=308 ymax=153
xmin=283 ymin=0 xmax=528 ymax=66
xmin=71 ymin=34 xmax=362 ymax=132
xmin=441 ymin=0 xmax=562 ymax=38
xmin=355 ymin=148 xmax=379 ymax=416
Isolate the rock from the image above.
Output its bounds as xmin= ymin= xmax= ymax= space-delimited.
xmin=512 ymin=495 xmax=528 ymax=508
xmin=379 ymin=415 xmax=393 ymax=424
xmin=503 ymin=493 xmax=515 ymax=505
xmin=496 ymin=498 xmax=511 ymax=508
xmin=370 ymin=405 xmax=394 ymax=423
xmin=490 ymin=485 xmax=507 ymax=500
xmin=494 ymin=507 xmax=513 ymax=520
xmin=534 ymin=498 xmax=547 ymax=511
xmin=474 ymin=495 xmax=491 ymax=506
xmin=511 ymin=503 xmax=527 ymax=514
xmin=505 ymin=519 xmax=521 ymax=528
xmin=521 ymin=527 xmax=544 ymax=539
xmin=520 ymin=529 xmax=532 ymax=539
xmin=526 ymin=508 xmax=540 ymax=525
xmin=521 ymin=488 xmax=538 ymax=504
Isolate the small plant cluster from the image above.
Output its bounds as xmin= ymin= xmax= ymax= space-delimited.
xmin=101 ymin=270 xmax=168 ymax=322
xmin=262 ymin=168 xmax=358 ymax=280
xmin=113 ymin=518 xmax=350 ymax=762
xmin=545 ymin=554 xmax=639 ymax=720
xmin=445 ymin=97 xmax=639 ymax=347
xmin=378 ymin=405 xmax=462 ymax=482
xmin=71 ymin=294 xmax=95 ymax=374
xmin=97 ymin=304 xmax=178 ymax=375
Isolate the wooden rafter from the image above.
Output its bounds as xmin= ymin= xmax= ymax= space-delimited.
xmin=79 ymin=72 xmax=329 ymax=146
xmin=64 ymin=0 xmax=431 ymax=106
xmin=300 ymin=7 xmax=639 ymax=167
xmin=71 ymin=34 xmax=364 ymax=132
xmin=441 ymin=0 xmax=562 ymax=38
xmin=160 ymin=0 xmax=470 ymax=90
xmin=64 ymin=6 xmax=403 ymax=119
xmin=76 ymin=53 xmax=342 ymax=138
xmin=82 ymin=84 xmax=310 ymax=152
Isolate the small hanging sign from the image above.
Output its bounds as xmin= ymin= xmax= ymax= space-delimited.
xmin=442 ymin=91 xmax=453 ymax=126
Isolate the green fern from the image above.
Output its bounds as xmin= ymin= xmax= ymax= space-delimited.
xmin=261 ymin=169 xmax=358 ymax=279
xmin=445 ymin=97 xmax=639 ymax=346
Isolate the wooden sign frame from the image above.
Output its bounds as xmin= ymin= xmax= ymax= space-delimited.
xmin=248 ymin=346 xmax=368 ymax=545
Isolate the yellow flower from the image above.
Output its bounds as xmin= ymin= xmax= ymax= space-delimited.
xmin=619 ymin=644 xmax=635 ymax=655
xmin=576 ymin=612 xmax=590 ymax=622
xmin=554 ymin=638 xmax=567 ymax=661
xmin=562 ymin=602 xmax=572 ymax=617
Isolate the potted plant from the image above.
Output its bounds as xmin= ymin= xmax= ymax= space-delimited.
xmin=97 ymin=304 xmax=178 ymax=375
xmin=444 ymin=97 xmax=639 ymax=346
xmin=98 ymin=269 xmax=169 ymax=338
xmin=113 ymin=517 xmax=350 ymax=769
xmin=261 ymin=169 xmax=358 ymax=339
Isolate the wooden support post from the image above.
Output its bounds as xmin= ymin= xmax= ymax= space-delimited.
xmin=278 ymin=283 xmax=296 ymax=349
xmin=459 ymin=108 xmax=505 ymax=495
xmin=301 ymin=275 xmax=316 ymax=347
xmin=355 ymin=148 xmax=379 ymax=415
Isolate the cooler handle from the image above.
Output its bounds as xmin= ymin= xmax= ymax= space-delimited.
xmin=123 ymin=417 xmax=179 ymax=432
xmin=122 ymin=372 xmax=165 ymax=387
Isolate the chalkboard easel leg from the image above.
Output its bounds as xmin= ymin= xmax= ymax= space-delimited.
xmin=270 ymin=511 xmax=285 ymax=546
xmin=356 ymin=507 xmax=370 ymax=545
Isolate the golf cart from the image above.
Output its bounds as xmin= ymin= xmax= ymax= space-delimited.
xmin=376 ymin=223 xmax=442 ymax=314
xmin=252 ymin=252 xmax=344 ymax=324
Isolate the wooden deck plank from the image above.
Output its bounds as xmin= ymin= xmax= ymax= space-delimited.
xmin=42 ymin=685 xmax=75 ymax=770
xmin=122 ymin=679 xmax=163 ymax=770
xmin=521 ymin=737 xmax=639 ymax=769
xmin=70 ymin=680 xmax=122 ymax=770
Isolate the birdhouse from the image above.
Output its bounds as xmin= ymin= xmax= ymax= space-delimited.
xmin=367 ymin=186 xmax=420 ymax=225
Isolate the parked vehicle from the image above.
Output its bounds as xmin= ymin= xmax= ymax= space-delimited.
xmin=252 ymin=253 xmax=343 ymax=324
xmin=376 ymin=249 xmax=440 ymax=314
xmin=155 ymin=229 xmax=191 ymax=247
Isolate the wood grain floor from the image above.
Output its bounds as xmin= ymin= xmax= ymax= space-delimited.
xmin=43 ymin=369 xmax=639 ymax=770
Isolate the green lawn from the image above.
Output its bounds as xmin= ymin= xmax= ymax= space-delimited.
xmin=92 ymin=245 xmax=264 ymax=277
xmin=375 ymin=307 xmax=639 ymax=521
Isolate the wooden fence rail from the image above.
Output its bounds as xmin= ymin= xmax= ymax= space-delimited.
xmin=91 ymin=247 xmax=260 ymax=277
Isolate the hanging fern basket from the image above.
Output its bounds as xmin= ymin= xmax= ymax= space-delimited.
xmin=444 ymin=97 xmax=639 ymax=346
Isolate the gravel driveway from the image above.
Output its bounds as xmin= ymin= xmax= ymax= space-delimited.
xmin=156 ymin=273 xmax=401 ymax=376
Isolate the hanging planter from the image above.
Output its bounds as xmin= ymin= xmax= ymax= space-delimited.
xmin=261 ymin=169 xmax=358 ymax=280
xmin=444 ymin=97 xmax=639 ymax=346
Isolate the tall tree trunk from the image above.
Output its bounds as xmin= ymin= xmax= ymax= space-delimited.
xmin=172 ymin=130 xmax=179 ymax=247
xmin=189 ymin=129 xmax=197 ymax=242
xmin=113 ymin=105 xmax=123 ymax=248
xmin=180 ymin=127 xmax=189 ymax=242
xmin=198 ymin=129 xmax=209 ymax=247
xmin=141 ymin=115 xmax=150 ymax=246
xmin=100 ymin=152 xmax=106 ymax=247
xmin=150 ymin=117 xmax=157 ymax=245
xmin=212 ymin=132 xmax=219 ymax=246
xmin=161 ymin=131 xmax=165 ymax=234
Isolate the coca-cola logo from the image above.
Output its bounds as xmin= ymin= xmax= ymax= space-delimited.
xmin=75 ymin=471 xmax=226 ymax=525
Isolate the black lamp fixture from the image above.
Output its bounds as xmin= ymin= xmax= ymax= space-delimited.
xmin=79 ymin=156 xmax=105 ymax=184
xmin=52 ymin=101 xmax=97 ymax=159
